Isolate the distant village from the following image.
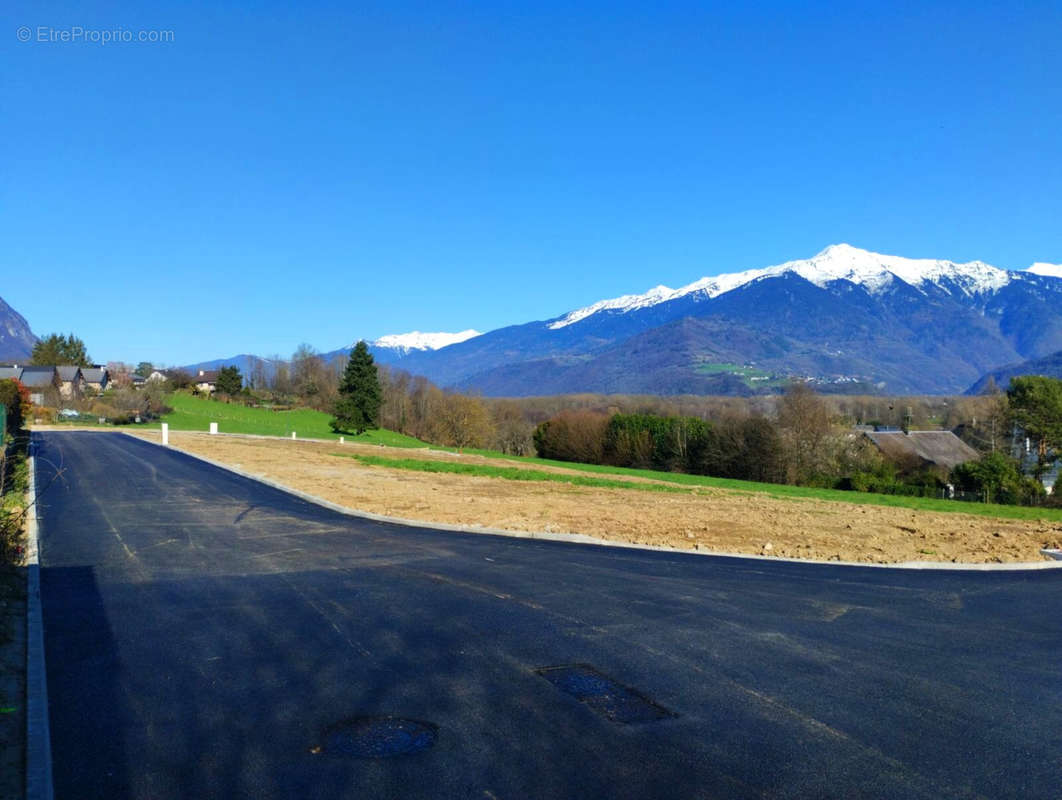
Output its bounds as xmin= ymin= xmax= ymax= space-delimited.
xmin=0 ymin=363 xmax=219 ymax=407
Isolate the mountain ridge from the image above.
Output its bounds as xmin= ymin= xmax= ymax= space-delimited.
xmin=187 ymin=244 xmax=1062 ymax=396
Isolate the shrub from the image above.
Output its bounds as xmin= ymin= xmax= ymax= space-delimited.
xmin=0 ymin=379 xmax=31 ymax=436
xmin=533 ymin=410 xmax=611 ymax=463
xmin=951 ymin=452 xmax=1044 ymax=505
xmin=603 ymin=413 xmax=715 ymax=472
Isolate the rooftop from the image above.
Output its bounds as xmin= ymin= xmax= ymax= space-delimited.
xmin=864 ymin=430 xmax=980 ymax=470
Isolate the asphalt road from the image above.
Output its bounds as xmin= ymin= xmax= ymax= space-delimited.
xmin=34 ymin=431 xmax=1062 ymax=799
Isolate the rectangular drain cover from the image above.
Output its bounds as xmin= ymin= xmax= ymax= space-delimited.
xmin=535 ymin=664 xmax=676 ymax=724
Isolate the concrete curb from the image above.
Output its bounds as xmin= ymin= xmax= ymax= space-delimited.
xmin=119 ymin=431 xmax=1062 ymax=573
xmin=25 ymin=438 xmax=54 ymax=800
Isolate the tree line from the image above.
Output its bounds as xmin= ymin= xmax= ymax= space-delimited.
xmin=532 ymin=384 xmax=869 ymax=486
xmin=202 ymin=339 xmax=1062 ymax=506
xmin=206 ymin=342 xmax=537 ymax=454
xmin=532 ymin=380 xmax=1062 ymax=506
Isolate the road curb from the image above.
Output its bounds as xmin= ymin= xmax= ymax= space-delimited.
xmin=121 ymin=431 xmax=1062 ymax=573
xmin=25 ymin=438 xmax=54 ymax=800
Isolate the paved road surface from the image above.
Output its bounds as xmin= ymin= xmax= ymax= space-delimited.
xmin=34 ymin=431 xmax=1062 ymax=799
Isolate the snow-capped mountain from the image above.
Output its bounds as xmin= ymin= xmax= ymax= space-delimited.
xmin=383 ymin=244 xmax=1062 ymax=396
xmin=316 ymin=329 xmax=482 ymax=367
xmin=191 ymin=245 xmax=1062 ymax=396
xmin=550 ymin=244 xmax=1012 ymax=329
xmin=371 ymin=329 xmax=481 ymax=355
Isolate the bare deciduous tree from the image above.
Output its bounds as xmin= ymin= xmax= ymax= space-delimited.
xmin=777 ymin=382 xmax=839 ymax=485
xmin=489 ymin=400 xmax=535 ymax=455
xmin=432 ymin=392 xmax=495 ymax=449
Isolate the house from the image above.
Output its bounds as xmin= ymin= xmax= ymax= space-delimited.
xmin=19 ymin=366 xmax=60 ymax=407
xmin=864 ymin=430 xmax=980 ymax=472
xmin=194 ymin=369 xmax=218 ymax=394
xmin=56 ymin=365 xmax=84 ymax=399
xmin=81 ymin=367 xmax=108 ymax=394
xmin=0 ymin=365 xmax=23 ymax=382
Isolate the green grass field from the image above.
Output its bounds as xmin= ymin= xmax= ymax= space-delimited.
xmin=492 ymin=454 xmax=1062 ymax=521
xmin=149 ymin=393 xmax=1062 ymax=523
xmin=335 ymin=453 xmax=689 ymax=493
xmin=693 ymin=361 xmax=767 ymax=377
xmin=155 ymin=393 xmax=429 ymax=448
xmin=692 ymin=361 xmax=786 ymax=389
xmin=342 ymin=450 xmax=1062 ymax=521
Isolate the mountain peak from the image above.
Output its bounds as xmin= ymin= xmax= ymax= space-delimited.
xmin=372 ymin=329 xmax=482 ymax=353
xmin=548 ymin=245 xmax=1019 ymax=330
xmin=814 ymin=242 xmax=865 ymax=258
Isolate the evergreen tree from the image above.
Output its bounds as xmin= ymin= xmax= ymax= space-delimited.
xmin=31 ymin=333 xmax=91 ymax=366
xmin=1008 ymin=375 xmax=1062 ymax=481
xmin=332 ymin=341 xmax=381 ymax=434
xmin=216 ymin=365 xmax=243 ymax=395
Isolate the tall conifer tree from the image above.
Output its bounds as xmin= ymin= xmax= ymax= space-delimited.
xmin=332 ymin=340 xmax=381 ymax=434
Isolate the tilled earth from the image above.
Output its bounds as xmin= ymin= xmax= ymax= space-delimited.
xmin=125 ymin=430 xmax=1062 ymax=564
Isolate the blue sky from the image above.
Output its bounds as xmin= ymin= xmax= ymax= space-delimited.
xmin=3 ymin=0 xmax=1061 ymax=365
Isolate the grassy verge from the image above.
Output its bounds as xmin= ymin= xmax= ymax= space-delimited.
xmin=0 ymin=436 xmax=29 ymax=800
xmin=1 ymin=439 xmax=29 ymax=563
xmin=521 ymin=458 xmax=1062 ymax=521
xmin=341 ymin=449 xmax=1062 ymax=522
xmin=155 ymin=393 xmax=430 ymax=448
xmin=334 ymin=453 xmax=690 ymax=494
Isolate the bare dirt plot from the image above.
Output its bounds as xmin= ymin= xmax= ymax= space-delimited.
xmin=124 ymin=430 xmax=1062 ymax=564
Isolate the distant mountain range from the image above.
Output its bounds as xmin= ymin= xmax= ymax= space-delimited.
xmin=0 ymin=295 xmax=37 ymax=360
xmin=186 ymin=244 xmax=1062 ymax=396
xmin=967 ymin=350 xmax=1062 ymax=393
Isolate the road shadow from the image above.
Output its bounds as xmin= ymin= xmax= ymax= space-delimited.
xmin=41 ymin=565 xmax=132 ymax=798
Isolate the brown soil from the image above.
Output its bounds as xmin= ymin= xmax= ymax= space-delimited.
xmin=119 ymin=430 xmax=1062 ymax=565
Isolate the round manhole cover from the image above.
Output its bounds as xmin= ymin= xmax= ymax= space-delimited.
xmin=317 ymin=717 xmax=437 ymax=758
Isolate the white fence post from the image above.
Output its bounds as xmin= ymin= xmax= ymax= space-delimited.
xmin=210 ymin=422 xmax=218 ymax=435
xmin=161 ymin=422 xmax=169 ymax=445
xmin=291 ymin=431 xmax=297 ymax=439
xmin=340 ymin=436 xmax=344 ymax=444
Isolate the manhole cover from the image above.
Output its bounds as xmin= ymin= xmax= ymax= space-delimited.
xmin=316 ymin=716 xmax=437 ymax=758
xmin=536 ymin=664 xmax=676 ymax=724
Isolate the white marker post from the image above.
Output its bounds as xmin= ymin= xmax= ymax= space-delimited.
xmin=210 ymin=422 xmax=218 ymax=435
xmin=161 ymin=422 xmax=169 ymax=445
xmin=340 ymin=436 xmax=344 ymax=444
xmin=291 ymin=431 xmax=297 ymax=440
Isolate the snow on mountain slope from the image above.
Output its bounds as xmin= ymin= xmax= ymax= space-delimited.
xmin=1028 ymin=262 xmax=1062 ymax=279
xmin=545 ymin=285 xmax=675 ymax=328
xmin=372 ymin=329 xmax=482 ymax=354
xmin=548 ymin=244 xmax=1015 ymax=330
